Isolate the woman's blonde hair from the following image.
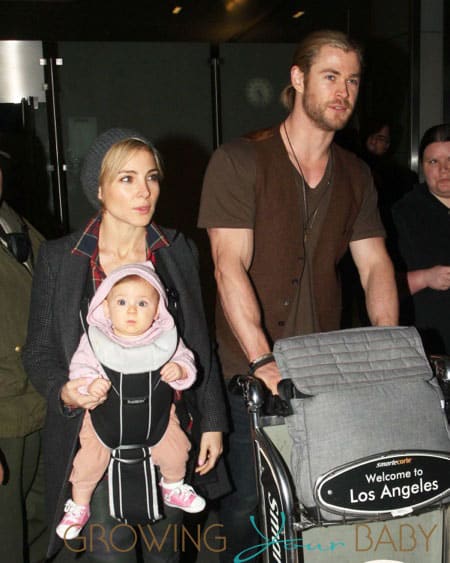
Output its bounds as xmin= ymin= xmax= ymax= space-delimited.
xmin=99 ymin=138 xmax=164 ymax=187
xmin=280 ymin=29 xmax=364 ymax=112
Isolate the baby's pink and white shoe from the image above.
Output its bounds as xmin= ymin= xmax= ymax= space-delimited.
xmin=56 ymin=499 xmax=90 ymax=539
xmin=161 ymin=480 xmax=206 ymax=513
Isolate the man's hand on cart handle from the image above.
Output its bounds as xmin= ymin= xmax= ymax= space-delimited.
xmin=253 ymin=362 xmax=282 ymax=395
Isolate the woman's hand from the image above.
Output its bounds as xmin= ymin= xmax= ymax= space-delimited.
xmin=425 ymin=266 xmax=450 ymax=291
xmin=60 ymin=378 xmax=107 ymax=411
xmin=195 ymin=431 xmax=223 ymax=476
xmin=408 ymin=265 xmax=450 ymax=294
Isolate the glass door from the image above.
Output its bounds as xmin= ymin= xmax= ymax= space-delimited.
xmin=57 ymin=41 xmax=213 ymax=238
xmin=0 ymin=41 xmax=54 ymax=237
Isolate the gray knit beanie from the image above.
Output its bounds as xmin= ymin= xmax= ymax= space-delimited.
xmin=80 ymin=127 xmax=154 ymax=209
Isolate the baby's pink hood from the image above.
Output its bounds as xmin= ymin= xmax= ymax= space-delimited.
xmin=87 ymin=261 xmax=174 ymax=347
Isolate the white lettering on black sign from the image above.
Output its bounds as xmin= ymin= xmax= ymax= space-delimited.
xmin=316 ymin=452 xmax=450 ymax=515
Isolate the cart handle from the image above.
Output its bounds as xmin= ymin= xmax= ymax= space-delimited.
xmin=229 ymin=374 xmax=310 ymax=416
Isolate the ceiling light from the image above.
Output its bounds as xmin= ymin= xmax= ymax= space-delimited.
xmin=172 ymin=5 xmax=183 ymax=14
xmin=292 ymin=10 xmax=305 ymax=19
xmin=225 ymin=0 xmax=246 ymax=12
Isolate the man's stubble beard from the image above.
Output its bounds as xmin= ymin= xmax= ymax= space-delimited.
xmin=302 ymin=80 xmax=353 ymax=133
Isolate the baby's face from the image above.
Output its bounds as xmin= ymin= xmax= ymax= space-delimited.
xmin=104 ymin=277 xmax=159 ymax=338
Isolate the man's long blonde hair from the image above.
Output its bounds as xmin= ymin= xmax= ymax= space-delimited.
xmin=280 ymin=29 xmax=363 ymax=112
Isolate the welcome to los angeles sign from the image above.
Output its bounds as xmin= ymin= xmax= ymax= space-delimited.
xmin=315 ymin=451 xmax=450 ymax=517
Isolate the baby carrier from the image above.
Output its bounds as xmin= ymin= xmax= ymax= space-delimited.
xmin=80 ymin=266 xmax=180 ymax=525
xmin=90 ymin=363 xmax=172 ymax=525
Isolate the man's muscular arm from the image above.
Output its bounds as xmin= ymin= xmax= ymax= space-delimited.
xmin=208 ymin=227 xmax=281 ymax=394
xmin=350 ymin=237 xmax=399 ymax=326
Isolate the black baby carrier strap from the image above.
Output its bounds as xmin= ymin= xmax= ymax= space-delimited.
xmin=90 ymin=365 xmax=172 ymax=451
xmin=80 ymin=275 xmax=173 ymax=525
xmin=90 ymin=365 xmax=172 ymax=525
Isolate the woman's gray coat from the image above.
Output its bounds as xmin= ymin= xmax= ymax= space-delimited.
xmin=23 ymin=226 xmax=228 ymax=557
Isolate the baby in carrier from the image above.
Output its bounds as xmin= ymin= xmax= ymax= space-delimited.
xmin=56 ymin=261 xmax=205 ymax=540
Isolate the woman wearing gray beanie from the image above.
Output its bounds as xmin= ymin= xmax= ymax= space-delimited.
xmin=23 ymin=128 xmax=229 ymax=562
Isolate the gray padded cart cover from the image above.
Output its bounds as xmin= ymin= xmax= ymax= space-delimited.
xmin=273 ymin=326 xmax=450 ymax=521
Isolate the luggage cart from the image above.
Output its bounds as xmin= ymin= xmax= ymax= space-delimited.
xmin=232 ymin=327 xmax=450 ymax=563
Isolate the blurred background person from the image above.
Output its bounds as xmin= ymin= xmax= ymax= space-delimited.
xmin=0 ymin=147 xmax=47 ymax=563
xmin=361 ymin=117 xmax=417 ymax=238
xmin=392 ymin=123 xmax=450 ymax=355
xmin=339 ymin=117 xmax=419 ymax=328
xmin=364 ymin=119 xmax=391 ymax=158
